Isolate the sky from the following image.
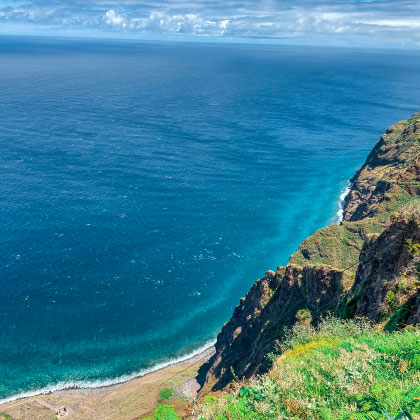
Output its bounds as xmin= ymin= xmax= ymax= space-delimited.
xmin=0 ymin=0 xmax=419 ymax=47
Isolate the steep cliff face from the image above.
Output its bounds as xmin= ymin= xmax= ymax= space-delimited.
xmin=200 ymin=112 xmax=420 ymax=393
xmin=343 ymin=218 xmax=420 ymax=326
xmin=200 ymin=265 xmax=351 ymax=392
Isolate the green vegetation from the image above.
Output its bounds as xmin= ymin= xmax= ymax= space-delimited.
xmin=143 ymin=405 xmax=180 ymax=420
xmin=193 ymin=318 xmax=420 ymax=420
xmin=384 ymin=303 xmax=413 ymax=333
xmin=386 ymin=290 xmax=397 ymax=308
xmin=407 ymin=238 xmax=420 ymax=257
xmin=341 ymin=293 xmax=362 ymax=319
xmin=296 ymin=308 xmax=312 ymax=325
xmin=0 ymin=414 xmax=13 ymax=420
xmin=290 ymin=169 xmax=419 ymax=277
xmin=289 ymin=222 xmax=365 ymax=276
xmin=158 ymin=387 xmax=175 ymax=402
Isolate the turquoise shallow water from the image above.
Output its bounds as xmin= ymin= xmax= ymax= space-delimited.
xmin=1 ymin=36 xmax=420 ymax=400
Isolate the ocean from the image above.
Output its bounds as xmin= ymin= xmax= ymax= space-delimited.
xmin=1 ymin=36 xmax=420 ymax=401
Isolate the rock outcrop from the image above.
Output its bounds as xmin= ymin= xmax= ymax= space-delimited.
xmin=199 ymin=265 xmax=351 ymax=391
xmin=199 ymin=112 xmax=420 ymax=393
xmin=343 ymin=218 xmax=420 ymax=326
xmin=343 ymin=114 xmax=420 ymax=222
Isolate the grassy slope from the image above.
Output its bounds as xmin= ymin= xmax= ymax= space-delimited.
xmin=289 ymin=186 xmax=413 ymax=276
xmin=192 ymin=319 xmax=420 ymax=420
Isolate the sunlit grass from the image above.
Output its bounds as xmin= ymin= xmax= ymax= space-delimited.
xmin=193 ymin=318 xmax=420 ymax=420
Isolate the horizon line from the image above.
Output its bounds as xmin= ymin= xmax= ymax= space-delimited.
xmin=2 ymin=32 xmax=420 ymax=52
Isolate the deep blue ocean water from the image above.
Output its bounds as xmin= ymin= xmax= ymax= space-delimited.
xmin=1 ymin=36 xmax=420 ymax=400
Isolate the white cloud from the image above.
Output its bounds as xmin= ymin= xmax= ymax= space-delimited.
xmin=104 ymin=9 xmax=126 ymax=27
xmin=358 ymin=19 xmax=420 ymax=28
xmin=101 ymin=10 xmax=231 ymax=35
xmin=0 ymin=0 xmax=419 ymax=46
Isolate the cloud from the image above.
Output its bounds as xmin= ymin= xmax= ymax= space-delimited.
xmin=0 ymin=0 xmax=419 ymax=46
xmin=99 ymin=10 xmax=231 ymax=35
xmin=104 ymin=9 xmax=126 ymax=27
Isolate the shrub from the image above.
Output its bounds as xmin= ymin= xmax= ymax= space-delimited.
xmin=157 ymin=387 xmax=175 ymax=402
xmin=296 ymin=308 xmax=312 ymax=325
xmin=406 ymin=238 xmax=420 ymax=257
xmin=386 ymin=290 xmax=397 ymax=308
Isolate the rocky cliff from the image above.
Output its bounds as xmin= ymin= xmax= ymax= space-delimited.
xmin=199 ymin=112 xmax=420 ymax=393
xmin=343 ymin=216 xmax=420 ymax=327
xmin=343 ymin=115 xmax=420 ymax=222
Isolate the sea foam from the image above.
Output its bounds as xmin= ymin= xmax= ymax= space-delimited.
xmin=0 ymin=339 xmax=215 ymax=405
xmin=337 ymin=182 xmax=351 ymax=223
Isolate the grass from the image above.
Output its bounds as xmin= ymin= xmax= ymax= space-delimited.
xmin=0 ymin=414 xmax=13 ymax=420
xmin=158 ymin=387 xmax=175 ymax=402
xmin=289 ymin=222 xmax=365 ymax=276
xmin=289 ymin=179 xmax=416 ymax=277
xmin=192 ymin=318 xmax=420 ymax=420
xmin=143 ymin=405 xmax=180 ymax=419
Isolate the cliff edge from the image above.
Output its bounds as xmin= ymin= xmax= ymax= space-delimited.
xmin=199 ymin=112 xmax=420 ymax=392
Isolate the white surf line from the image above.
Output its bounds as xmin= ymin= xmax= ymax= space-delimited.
xmin=0 ymin=339 xmax=216 ymax=406
xmin=336 ymin=182 xmax=351 ymax=223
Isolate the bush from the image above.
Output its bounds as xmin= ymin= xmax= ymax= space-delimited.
xmin=406 ymin=238 xmax=420 ymax=257
xmin=386 ymin=290 xmax=397 ymax=308
xmin=157 ymin=387 xmax=175 ymax=402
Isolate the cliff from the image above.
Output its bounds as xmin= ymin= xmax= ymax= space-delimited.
xmin=343 ymin=116 xmax=420 ymax=222
xmin=199 ymin=112 xmax=420 ymax=392
xmin=343 ymin=216 xmax=420 ymax=327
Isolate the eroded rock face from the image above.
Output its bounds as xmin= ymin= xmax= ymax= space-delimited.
xmin=199 ymin=265 xmax=349 ymax=391
xmin=345 ymin=220 xmax=420 ymax=324
xmin=199 ymin=112 xmax=420 ymax=393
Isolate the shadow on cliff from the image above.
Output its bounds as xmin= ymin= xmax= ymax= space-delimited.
xmin=198 ymin=264 xmax=350 ymax=391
